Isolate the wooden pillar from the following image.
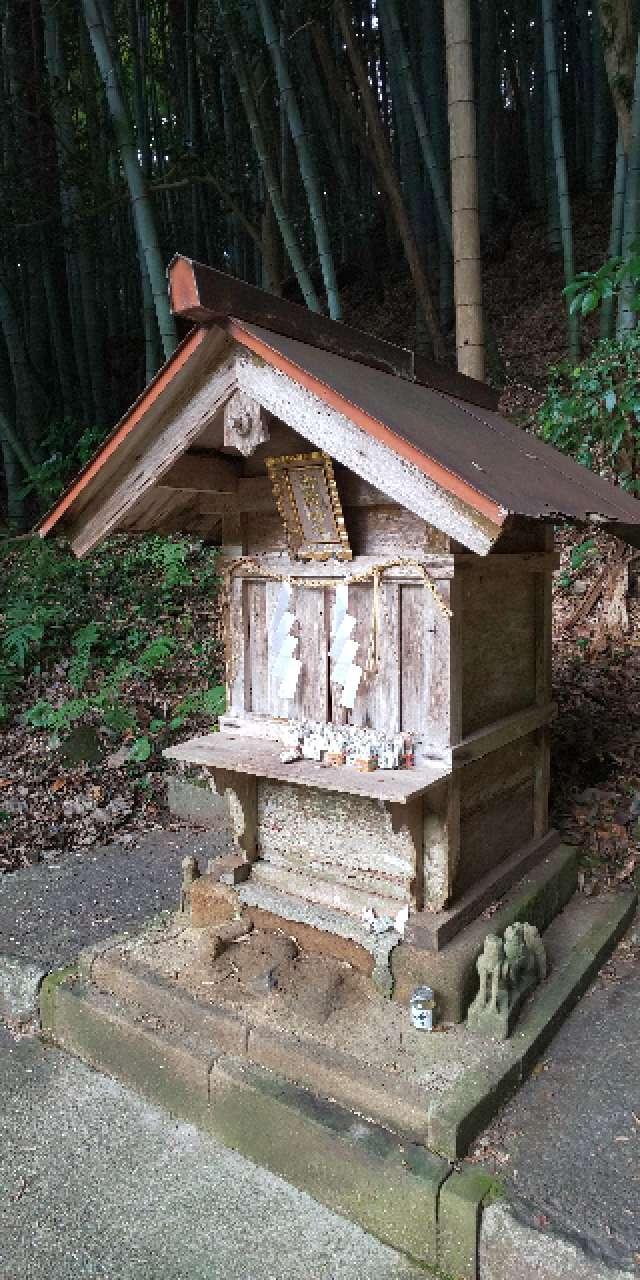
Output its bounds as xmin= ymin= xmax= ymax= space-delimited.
xmin=533 ymin=527 xmax=553 ymax=837
xmin=422 ymin=775 xmax=461 ymax=911
xmin=211 ymin=768 xmax=258 ymax=863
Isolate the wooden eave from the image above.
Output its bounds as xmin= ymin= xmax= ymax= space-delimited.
xmin=36 ymin=255 xmax=640 ymax=555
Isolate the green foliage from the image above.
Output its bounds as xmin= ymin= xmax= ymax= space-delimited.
xmin=570 ymin=539 xmax=597 ymax=572
xmin=129 ymin=735 xmax=152 ymax=763
xmin=19 ymin=420 xmax=106 ymax=506
xmin=537 ymin=331 xmax=640 ymax=491
xmin=0 ymin=534 xmax=223 ymax=755
xmin=24 ymin=697 xmax=89 ymax=731
xmin=564 ymin=248 xmax=640 ymax=319
xmin=69 ymin=623 xmax=101 ymax=690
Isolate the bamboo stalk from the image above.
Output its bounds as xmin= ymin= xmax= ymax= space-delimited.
xmin=81 ymin=0 xmax=177 ymax=360
xmin=379 ymin=0 xmax=452 ymax=249
xmin=333 ymin=0 xmax=444 ymax=359
xmin=255 ymin=0 xmax=341 ymax=319
xmin=217 ymin=1 xmax=321 ymax=314
xmin=443 ymin=0 xmax=485 ymax=379
xmin=619 ymin=32 xmax=640 ymax=331
xmin=541 ymin=0 xmax=579 ymax=357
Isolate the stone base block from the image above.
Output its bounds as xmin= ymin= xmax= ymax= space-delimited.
xmin=190 ymin=875 xmax=240 ymax=926
xmin=393 ymin=842 xmax=578 ymax=1023
xmin=40 ymin=974 xmax=453 ymax=1268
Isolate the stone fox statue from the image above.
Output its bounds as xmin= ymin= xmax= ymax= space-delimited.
xmin=469 ymin=921 xmax=548 ymax=1039
xmin=476 ymin=933 xmax=505 ymax=1010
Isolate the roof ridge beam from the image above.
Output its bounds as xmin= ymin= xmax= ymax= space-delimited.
xmin=168 ymin=255 xmax=499 ymax=413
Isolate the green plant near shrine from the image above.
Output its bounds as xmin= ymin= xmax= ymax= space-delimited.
xmin=0 ymin=533 xmax=224 ymax=761
xmin=537 ymin=329 xmax=640 ymax=493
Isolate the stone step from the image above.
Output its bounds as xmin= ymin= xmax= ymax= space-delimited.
xmin=248 ymin=859 xmax=407 ymax=922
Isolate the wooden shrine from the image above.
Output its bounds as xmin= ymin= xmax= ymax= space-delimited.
xmin=38 ymin=256 xmax=640 ymax=1014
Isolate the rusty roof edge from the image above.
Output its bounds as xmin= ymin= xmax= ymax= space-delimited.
xmin=167 ymin=255 xmax=500 ymax=414
xmin=36 ymin=325 xmax=210 ymax=538
xmin=229 ymin=317 xmax=507 ymax=535
xmin=440 ymin=391 xmax=640 ymax=525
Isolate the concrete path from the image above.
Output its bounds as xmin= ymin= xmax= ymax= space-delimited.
xmin=0 ymin=830 xmax=223 ymax=972
xmin=0 ymin=1033 xmax=421 ymax=1280
xmin=475 ymin=926 xmax=640 ymax=1275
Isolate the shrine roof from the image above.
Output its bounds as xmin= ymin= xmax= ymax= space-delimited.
xmin=227 ymin=317 xmax=640 ymax=531
xmin=37 ymin=255 xmax=640 ymax=552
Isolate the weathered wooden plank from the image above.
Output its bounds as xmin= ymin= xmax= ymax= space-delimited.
xmin=210 ymin=768 xmax=257 ymax=862
xmin=246 ymin=581 xmax=269 ymax=713
xmin=162 ymin=451 xmax=240 ymax=491
xmin=292 ymin=584 xmax=329 ymax=722
xmin=368 ymin=581 xmax=401 ymax=734
xmin=456 ymin=782 xmax=534 ymax=894
xmin=400 ymin=583 xmax=428 ymax=735
xmin=460 ymin=569 xmax=536 ymax=736
xmin=163 ymin=733 xmax=450 ymax=803
xmin=425 ymin=576 xmax=460 ymax=749
xmin=227 ymin=576 xmax=248 ymax=711
xmin=344 ymin=505 xmax=434 ymax=557
xmin=454 ymin=552 xmax=559 ymax=573
xmin=452 ymin=701 xmax=556 ymax=765
xmin=220 ymin=511 xmax=246 ymax=560
xmin=235 ymin=357 xmax=501 ymax=554
xmin=239 ymin=554 xmax=455 ymax=581
xmin=246 ymin=510 xmax=288 ymax=555
xmin=69 ymin=352 xmax=238 ymax=555
xmin=195 ymin=477 xmax=276 ymax=516
xmin=264 ymin=581 xmax=290 ymax=720
xmin=62 ymin=328 xmax=230 ymax=526
xmin=423 ymin=776 xmax=460 ymax=910
xmin=343 ymin=583 xmax=374 ymax=728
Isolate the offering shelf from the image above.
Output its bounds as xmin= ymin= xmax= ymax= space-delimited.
xmin=164 ymin=732 xmax=450 ymax=805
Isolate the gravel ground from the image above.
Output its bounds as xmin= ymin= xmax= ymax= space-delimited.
xmin=0 ymin=828 xmax=226 ymax=970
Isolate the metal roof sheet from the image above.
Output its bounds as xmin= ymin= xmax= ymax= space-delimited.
xmin=235 ymin=320 xmax=640 ymax=527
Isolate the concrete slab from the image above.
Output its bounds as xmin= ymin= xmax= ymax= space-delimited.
xmin=61 ymin=887 xmax=635 ymax=1160
xmin=0 ymin=1034 xmax=423 ymax=1280
xmin=0 ymin=954 xmax=46 ymax=1021
xmin=480 ymin=1202 xmax=636 ymax=1280
xmin=40 ymin=975 xmax=457 ymax=1267
xmin=473 ymin=913 xmax=640 ymax=1276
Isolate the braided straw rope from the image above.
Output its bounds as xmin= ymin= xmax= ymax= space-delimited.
xmin=222 ymin=556 xmax=452 ymax=689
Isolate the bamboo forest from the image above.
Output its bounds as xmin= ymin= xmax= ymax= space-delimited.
xmin=2 ymin=0 xmax=640 ymax=529
xmin=3 ymin=7 xmax=640 ymax=1269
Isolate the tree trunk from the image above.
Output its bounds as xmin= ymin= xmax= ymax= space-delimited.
xmin=591 ymin=4 xmax=612 ymax=190
xmin=597 ymin=0 xmax=636 ymax=153
xmin=379 ymin=0 xmax=452 ymax=249
xmin=542 ymin=0 xmax=579 ymax=357
xmin=218 ymin=1 xmax=321 ymax=313
xmin=334 ymin=1 xmax=444 ymax=358
xmin=602 ymin=128 xmax=627 ymax=336
xmin=443 ymin=0 xmax=485 ymax=379
xmin=619 ymin=32 xmax=640 ymax=329
xmin=254 ymin=0 xmax=341 ymax=319
xmin=81 ymin=0 xmax=177 ymax=360
xmin=477 ymin=0 xmax=496 ymax=235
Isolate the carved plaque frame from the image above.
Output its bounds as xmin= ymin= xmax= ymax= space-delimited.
xmin=266 ymin=451 xmax=352 ymax=561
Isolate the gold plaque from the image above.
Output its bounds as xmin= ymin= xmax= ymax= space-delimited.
xmin=266 ymin=452 xmax=352 ymax=561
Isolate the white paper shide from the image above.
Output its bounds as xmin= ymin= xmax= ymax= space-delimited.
xmin=269 ymin=582 xmax=301 ymax=702
xmin=330 ymin=582 xmax=362 ymax=709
